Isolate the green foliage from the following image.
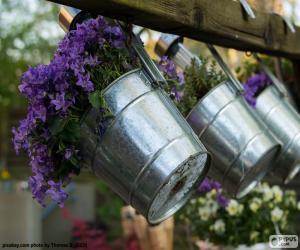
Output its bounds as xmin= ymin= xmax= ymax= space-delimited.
xmin=95 ymin=181 xmax=124 ymax=239
xmin=0 ymin=0 xmax=63 ymax=108
xmin=178 ymin=57 xmax=227 ymax=116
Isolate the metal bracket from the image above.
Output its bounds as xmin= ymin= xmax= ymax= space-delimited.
xmin=239 ymin=0 xmax=256 ymax=19
xmin=206 ymin=44 xmax=244 ymax=94
xmin=282 ymin=15 xmax=296 ymax=33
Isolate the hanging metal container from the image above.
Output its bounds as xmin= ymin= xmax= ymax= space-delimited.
xmin=80 ymin=67 xmax=210 ymax=224
xmin=59 ymin=8 xmax=210 ymax=224
xmin=155 ymin=36 xmax=280 ymax=198
xmin=254 ymin=60 xmax=300 ymax=184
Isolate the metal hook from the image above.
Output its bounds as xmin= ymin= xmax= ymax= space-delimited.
xmin=239 ymin=0 xmax=256 ymax=19
xmin=271 ymin=11 xmax=296 ymax=33
xmin=206 ymin=44 xmax=244 ymax=94
xmin=282 ymin=15 xmax=296 ymax=33
xmin=253 ymin=53 xmax=288 ymax=98
xmin=118 ymin=21 xmax=167 ymax=87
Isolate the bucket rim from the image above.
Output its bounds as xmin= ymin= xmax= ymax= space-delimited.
xmin=102 ymin=67 xmax=144 ymax=95
xmin=228 ymin=140 xmax=281 ymax=199
xmin=279 ymin=132 xmax=300 ymax=183
xmin=186 ymin=80 xmax=235 ymax=119
xmin=145 ymin=150 xmax=211 ymax=224
xmin=256 ymin=84 xmax=281 ymax=101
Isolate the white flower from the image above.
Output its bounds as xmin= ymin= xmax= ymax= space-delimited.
xmin=297 ymin=202 xmax=300 ymax=211
xmin=207 ymin=199 xmax=219 ymax=215
xmin=250 ymin=231 xmax=259 ymax=241
xmin=249 ymin=198 xmax=262 ymax=213
xmin=190 ymin=199 xmax=196 ymax=204
xmin=213 ymin=219 xmax=226 ymax=235
xmin=238 ymin=204 xmax=244 ymax=214
xmin=226 ymin=200 xmax=242 ymax=216
xmin=199 ymin=206 xmax=211 ymax=221
xmin=271 ymin=207 xmax=284 ymax=222
xmin=206 ymin=189 xmax=217 ymax=199
xmin=197 ymin=197 xmax=206 ymax=205
xmin=272 ymin=185 xmax=283 ymax=203
xmin=263 ymin=186 xmax=274 ymax=201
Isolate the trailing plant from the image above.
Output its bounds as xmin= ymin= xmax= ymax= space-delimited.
xmin=179 ymin=179 xmax=300 ymax=247
xmin=12 ymin=16 xmax=140 ymax=207
xmin=159 ymin=56 xmax=226 ymax=116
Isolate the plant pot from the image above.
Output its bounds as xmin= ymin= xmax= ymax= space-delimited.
xmin=256 ymin=85 xmax=300 ymax=183
xmin=80 ymin=68 xmax=210 ymax=224
xmin=186 ymin=81 xmax=281 ymax=198
xmin=155 ymin=34 xmax=280 ymax=198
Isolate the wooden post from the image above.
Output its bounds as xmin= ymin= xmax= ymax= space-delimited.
xmin=133 ymin=214 xmax=152 ymax=250
xmin=163 ymin=217 xmax=174 ymax=250
xmin=121 ymin=206 xmax=136 ymax=238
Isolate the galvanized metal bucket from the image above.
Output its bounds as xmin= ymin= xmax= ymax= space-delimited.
xmin=80 ymin=67 xmax=210 ymax=224
xmin=256 ymin=82 xmax=300 ymax=184
xmin=59 ymin=11 xmax=211 ymax=223
xmin=187 ymin=81 xmax=280 ymax=198
xmin=155 ymin=36 xmax=280 ymax=197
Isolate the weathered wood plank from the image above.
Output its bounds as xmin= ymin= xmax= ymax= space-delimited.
xmin=47 ymin=0 xmax=300 ymax=59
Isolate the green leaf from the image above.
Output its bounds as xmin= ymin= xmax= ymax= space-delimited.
xmin=88 ymin=90 xmax=103 ymax=109
xmin=48 ymin=117 xmax=67 ymax=136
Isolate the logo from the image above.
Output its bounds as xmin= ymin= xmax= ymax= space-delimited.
xmin=269 ymin=235 xmax=298 ymax=249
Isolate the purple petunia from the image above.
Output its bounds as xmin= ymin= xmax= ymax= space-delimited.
xmin=243 ymin=73 xmax=272 ymax=108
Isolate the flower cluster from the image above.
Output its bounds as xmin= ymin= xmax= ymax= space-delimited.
xmin=12 ymin=16 xmax=138 ymax=207
xmin=158 ymin=56 xmax=184 ymax=102
xmin=243 ymin=73 xmax=272 ymax=107
xmin=179 ymin=182 xmax=300 ymax=247
xmin=159 ymin=56 xmax=226 ymax=116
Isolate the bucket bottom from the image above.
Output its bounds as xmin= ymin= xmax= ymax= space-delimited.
xmin=147 ymin=152 xmax=209 ymax=224
xmin=223 ymin=133 xmax=281 ymax=199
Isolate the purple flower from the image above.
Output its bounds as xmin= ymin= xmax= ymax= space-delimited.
xmin=104 ymin=26 xmax=126 ymax=48
xmin=216 ymin=193 xmax=230 ymax=208
xmin=159 ymin=56 xmax=178 ymax=79
xmin=76 ymin=73 xmax=94 ymax=92
xmin=46 ymin=181 xmax=68 ymax=208
xmin=64 ymin=146 xmax=79 ymax=160
xmin=159 ymin=56 xmax=185 ymax=102
xmin=29 ymin=174 xmax=47 ymax=206
xmin=13 ymin=15 xmax=130 ymax=207
xmin=243 ymin=73 xmax=272 ymax=107
xmin=198 ymin=177 xmax=213 ymax=193
xmin=50 ymin=93 xmax=71 ymax=112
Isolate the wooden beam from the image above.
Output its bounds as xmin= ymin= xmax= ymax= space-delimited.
xmin=48 ymin=0 xmax=300 ymax=60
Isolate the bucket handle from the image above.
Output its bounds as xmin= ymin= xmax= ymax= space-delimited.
xmin=131 ymin=35 xmax=167 ymax=87
xmin=206 ymin=44 xmax=244 ymax=94
xmin=253 ymin=53 xmax=289 ymax=98
xmin=118 ymin=21 xmax=167 ymax=87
